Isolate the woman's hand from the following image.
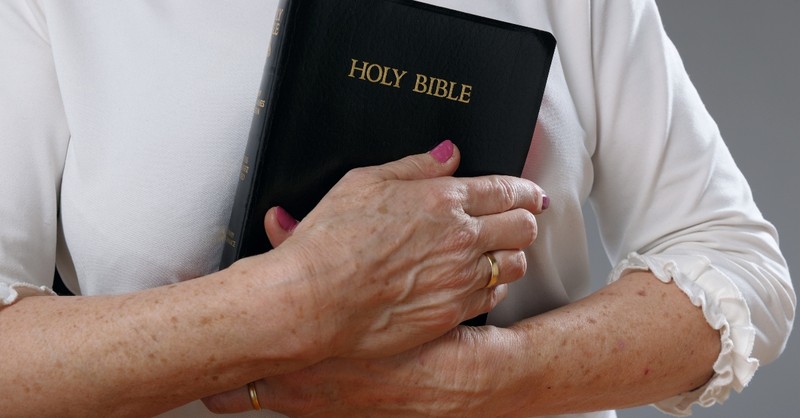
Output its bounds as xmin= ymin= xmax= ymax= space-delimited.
xmin=203 ymin=326 xmax=512 ymax=417
xmin=204 ymin=272 xmax=722 ymax=418
xmin=243 ymin=141 xmax=548 ymax=360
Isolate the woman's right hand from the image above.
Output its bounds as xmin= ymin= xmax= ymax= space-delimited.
xmin=239 ymin=140 xmax=548 ymax=360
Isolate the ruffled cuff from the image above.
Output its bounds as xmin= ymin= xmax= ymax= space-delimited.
xmin=608 ymin=252 xmax=758 ymax=416
xmin=1 ymin=281 xmax=56 ymax=306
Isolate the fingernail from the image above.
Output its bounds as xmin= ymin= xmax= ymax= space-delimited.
xmin=542 ymin=195 xmax=550 ymax=211
xmin=275 ymin=206 xmax=298 ymax=232
xmin=429 ymin=139 xmax=454 ymax=163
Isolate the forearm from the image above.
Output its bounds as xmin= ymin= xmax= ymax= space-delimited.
xmin=0 ymin=253 xmax=325 ymax=417
xmin=495 ymin=271 xmax=720 ymax=417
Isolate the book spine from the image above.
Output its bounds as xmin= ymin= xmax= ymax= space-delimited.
xmin=220 ymin=0 xmax=293 ymax=270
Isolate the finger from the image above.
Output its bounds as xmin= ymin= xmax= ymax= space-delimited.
xmin=264 ymin=206 xmax=297 ymax=248
xmin=475 ymin=208 xmax=538 ymax=252
xmin=370 ymin=140 xmax=461 ymax=181
xmin=458 ymin=175 xmax=547 ymax=217
xmin=201 ymin=384 xmax=253 ymax=414
xmin=472 ymin=249 xmax=527 ymax=291
xmin=461 ymin=283 xmax=510 ymax=320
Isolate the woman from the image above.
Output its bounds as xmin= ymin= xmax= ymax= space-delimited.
xmin=1 ymin=1 xmax=794 ymax=418
xmin=0 ymin=2 xmax=547 ymax=416
xmin=0 ymin=139 xmax=543 ymax=417
xmin=203 ymin=1 xmax=795 ymax=417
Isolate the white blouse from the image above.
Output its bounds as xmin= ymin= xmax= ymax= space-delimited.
xmin=0 ymin=1 xmax=794 ymax=417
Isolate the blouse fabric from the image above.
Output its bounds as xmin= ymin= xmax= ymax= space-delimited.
xmin=0 ymin=0 xmax=794 ymax=417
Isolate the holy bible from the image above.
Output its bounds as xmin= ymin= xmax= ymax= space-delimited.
xmin=220 ymin=0 xmax=555 ymax=325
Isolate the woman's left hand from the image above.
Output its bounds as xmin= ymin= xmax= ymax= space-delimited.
xmin=202 ymin=325 xmax=512 ymax=417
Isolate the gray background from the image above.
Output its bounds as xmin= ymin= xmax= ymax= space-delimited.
xmin=585 ymin=1 xmax=799 ymax=417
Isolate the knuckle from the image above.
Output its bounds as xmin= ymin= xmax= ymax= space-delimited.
xmin=517 ymin=179 xmax=542 ymax=212
xmin=422 ymin=182 xmax=463 ymax=213
xmin=527 ymin=183 xmax=543 ymax=211
xmin=491 ymin=176 xmax=517 ymax=210
xmin=403 ymin=156 xmax=430 ymax=176
xmin=520 ymin=211 xmax=538 ymax=245
xmin=505 ymin=251 xmax=528 ymax=280
xmin=442 ymin=223 xmax=480 ymax=253
xmin=342 ymin=166 xmax=370 ymax=182
xmin=481 ymin=290 xmax=500 ymax=313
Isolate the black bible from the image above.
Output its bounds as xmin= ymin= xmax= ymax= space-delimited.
xmin=219 ymin=0 xmax=555 ymax=323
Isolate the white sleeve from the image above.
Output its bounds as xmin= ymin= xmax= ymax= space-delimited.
xmin=0 ymin=0 xmax=70 ymax=305
xmin=588 ymin=1 xmax=796 ymax=415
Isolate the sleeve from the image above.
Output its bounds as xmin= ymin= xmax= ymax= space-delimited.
xmin=587 ymin=1 xmax=796 ymax=415
xmin=0 ymin=0 xmax=70 ymax=306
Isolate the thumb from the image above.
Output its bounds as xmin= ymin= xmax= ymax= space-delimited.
xmin=372 ymin=139 xmax=460 ymax=181
xmin=264 ymin=206 xmax=297 ymax=248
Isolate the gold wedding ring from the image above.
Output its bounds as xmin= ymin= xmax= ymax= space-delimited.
xmin=483 ymin=252 xmax=499 ymax=288
xmin=248 ymin=381 xmax=262 ymax=410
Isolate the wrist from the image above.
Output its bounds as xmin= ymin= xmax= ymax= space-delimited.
xmin=458 ymin=325 xmax=530 ymax=418
xmin=227 ymin=249 xmax=334 ymax=368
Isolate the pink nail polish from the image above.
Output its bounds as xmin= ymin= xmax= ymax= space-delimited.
xmin=542 ymin=195 xmax=550 ymax=211
xmin=275 ymin=206 xmax=298 ymax=232
xmin=429 ymin=140 xmax=454 ymax=163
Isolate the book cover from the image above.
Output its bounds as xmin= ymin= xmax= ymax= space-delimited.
xmin=220 ymin=0 xmax=556 ymax=324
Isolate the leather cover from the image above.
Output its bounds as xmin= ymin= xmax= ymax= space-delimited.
xmin=220 ymin=0 xmax=555 ymax=324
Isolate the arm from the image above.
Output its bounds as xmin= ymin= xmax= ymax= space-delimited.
xmin=587 ymin=1 xmax=795 ymax=412
xmin=502 ymin=0 xmax=796 ymax=414
xmin=497 ymin=271 xmax=719 ymax=415
xmin=0 ymin=4 xmax=552 ymax=414
xmin=203 ymin=271 xmax=718 ymax=417
xmin=0 ymin=258 xmax=328 ymax=417
xmin=205 ymin=1 xmax=794 ymax=416
xmin=0 ymin=144 xmax=549 ymax=417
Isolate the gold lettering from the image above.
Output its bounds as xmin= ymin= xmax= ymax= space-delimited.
xmin=379 ymin=66 xmax=394 ymax=86
xmin=254 ymin=90 xmax=266 ymax=115
xmin=412 ymin=73 xmax=428 ymax=93
xmin=348 ymin=59 xmax=369 ymax=80
xmin=446 ymin=81 xmax=460 ymax=101
xmin=390 ymin=68 xmax=407 ymax=88
xmin=225 ymin=229 xmax=237 ymax=248
xmin=272 ymin=8 xmax=284 ymax=36
xmin=350 ymin=59 xmax=407 ymax=89
xmin=365 ymin=63 xmax=383 ymax=83
xmin=254 ymin=99 xmax=266 ymax=115
xmin=348 ymin=59 xmax=471 ymax=103
xmin=432 ymin=78 xmax=449 ymax=98
xmin=239 ymin=155 xmax=250 ymax=181
xmin=459 ymin=84 xmax=472 ymax=103
xmin=412 ymin=73 xmax=471 ymax=104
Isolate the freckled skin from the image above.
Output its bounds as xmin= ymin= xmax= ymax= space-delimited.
xmin=1 ymin=146 xmax=548 ymax=417
xmin=492 ymin=272 xmax=720 ymax=416
xmin=210 ymin=272 xmax=721 ymax=418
